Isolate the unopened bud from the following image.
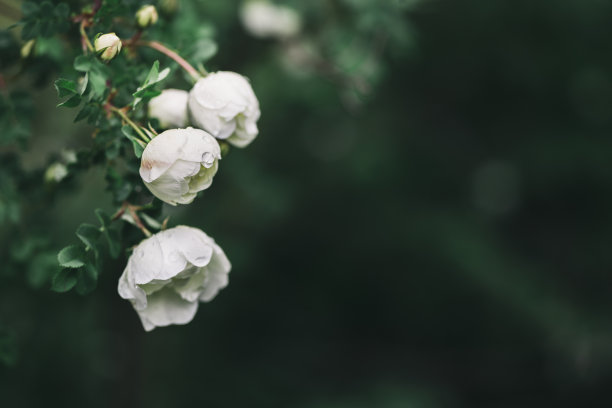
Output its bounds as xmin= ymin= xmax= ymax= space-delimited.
xmin=45 ymin=163 xmax=68 ymax=183
xmin=94 ymin=33 xmax=122 ymax=61
xmin=159 ymin=0 xmax=179 ymax=15
xmin=20 ymin=39 xmax=36 ymax=59
xmin=136 ymin=5 xmax=159 ymax=28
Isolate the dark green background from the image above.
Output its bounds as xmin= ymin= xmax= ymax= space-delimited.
xmin=3 ymin=0 xmax=612 ymax=406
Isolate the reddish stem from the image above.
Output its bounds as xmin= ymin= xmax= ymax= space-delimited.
xmin=136 ymin=40 xmax=201 ymax=80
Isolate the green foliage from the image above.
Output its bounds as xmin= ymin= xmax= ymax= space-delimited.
xmin=51 ymin=268 xmax=78 ymax=292
xmin=0 ymin=90 xmax=33 ymax=147
xmin=57 ymin=245 xmax=87 ymax=268
xmin=76 ymin=223 xmax=102 ymax=250
xmin=133 ymin=60 xmax=170 ymax=106
xmin=0 ymin=326 xmax=18 ymax=367
xmin=20 ymin=2 xmax=70 ymax=40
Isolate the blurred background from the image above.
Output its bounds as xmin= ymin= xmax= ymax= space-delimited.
xmin=3 ymin=0 xmax=612 ymax=407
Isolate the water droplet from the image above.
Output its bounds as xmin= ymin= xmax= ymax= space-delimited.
xmin=201 ymin=152 xmax=214 ymax=167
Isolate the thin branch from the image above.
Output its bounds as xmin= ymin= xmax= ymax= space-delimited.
xmin=136 ymin=40 xmax=201 ymax=81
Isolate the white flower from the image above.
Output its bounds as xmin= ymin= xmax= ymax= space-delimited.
xmin=44 ymin=162 xmax=68 ymax=183
xmin=139 ymin=127 xmax=221 ymax=205
xmin=188 ymin=71 xmax=261 ymax=148
xmin=94 ymin=33 xmax=122 ymax=61
xmin=240 ymin=1 xmax=301 ymax=39
xmin=118 ymin=226 xmax=231 ymax=331
xmin=148 ymin=89 xmax=189 ymax=129
xmin=136 ymin=5 xmax=159 ymax=28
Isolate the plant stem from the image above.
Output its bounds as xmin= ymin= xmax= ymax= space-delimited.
xmin=110 ymin=106 xmax=150 ymax=144
xmin=128 ymin=206 xmax=152 ymax=237
xmin=137 ymin=40 xmax=201 ymax=81
xmin=80 ymin=21 xmax=94 ymax=52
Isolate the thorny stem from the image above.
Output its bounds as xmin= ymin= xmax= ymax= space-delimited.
xmin=109 ymin=106 xmax=150 ymax=144
xmin=137 ymin=40 xmax=201 ymax=81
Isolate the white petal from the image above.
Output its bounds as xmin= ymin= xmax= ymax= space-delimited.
xmin=172 ymin=268 xmax=207 ymax=302
xmin=170 ymin=226 xmax=214 ymax=267
xmin=136 ymin=287 xmax=199 ymax=331
xmin=188 ymin=72 xmax=260 ymax=146
xmin=199 ymin=244 xmax=231 ymax=302
xmin=118 ymin=262 xmax=147 ymax=309
xmin=140 ymin=128 xmax=220 ymax=205
xmin=148 ymin=89 xmax=189 ymax=129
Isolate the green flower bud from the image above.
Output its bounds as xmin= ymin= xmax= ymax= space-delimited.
xmin=94 ymin=33 xmax=122 ymax=61
xmin=136 ymin=5 xmax=159 ymax=28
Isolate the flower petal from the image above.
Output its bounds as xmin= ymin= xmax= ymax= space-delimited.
xmin=136 ymin=287 xmax=199 ymax=331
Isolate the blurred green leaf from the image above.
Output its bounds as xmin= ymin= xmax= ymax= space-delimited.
xmin=57 ymin=245 xmax=86 ymax=268
xmin=51 ymin=268 xmax=77 ymax=292
xmin=57 ymin=94 xmax=81 ymax=108
xmin=76 ymin=224 xmax=101 ymax=250
xmin=54 ymin=78 xmax=78 ymax=98
xmin=75 ymin=263 xmax=98 ymax=295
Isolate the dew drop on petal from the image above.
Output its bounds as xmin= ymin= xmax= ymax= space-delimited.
xmin=201 ymin=152 xmax=214 ymax=168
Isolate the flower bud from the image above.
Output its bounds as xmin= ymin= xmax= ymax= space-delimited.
xmin=20 ymin=39 xmax=36 ymax=59
xmin=240 ymin=1 xmax=301 ymax=39
xmin=139 ymin=127 xmax=221 ymax=205
xmin=148 ymin=89 xmax=189 ymax=129
xmin=136 ymin=5 xmax=159 ymax=28
xmin=159 ymin=0 xmax=179 ymax=15
xmin=44 ymin=162 xmax=68 ymax=183
xmin=118 ymin=225 xmax=231 ymax=331
xmin=188 ymin=71 xmax=261 ymax=148
xmin=94 ymin=33 xmax=122 ymax=61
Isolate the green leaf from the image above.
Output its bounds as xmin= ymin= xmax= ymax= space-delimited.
xmin=133 ymin=61 xmax=170 ymax=107
xmin=57 ymin=94 xmax=81 ymax=108
xmin=75 ymin=263 xmax=98 ymax=295
xmin=140 ymin=213 xmax=162 ymax=229
xmin=26 ymin=253 xmax=58 ymax=289
xmin=21 ymin=20 xmax=39 ymax=40
xmin=51 ymin=268 xmax=77 ymax=292
xmin=131 ymin=140 xmax=144 ymax=158
xmin=54 ymin=78 xmax=77 ymax=98
xmin=21 ymin=2 xmax=40 ymax=18
xmin=40 ymin=2 xmax=53 ymax=15
xmin=76 ymin=223 xmax=101 ymax=250
xmin=73 ymin=104 xmax=94 ymax=123
xmin=132 ymin=88 xmax=161 ymax=99
xmin=88 ymin=70 xmax=107 ymax=99
xmin=57 ymin=245 xmax=86 ymax=268
xmin=94 ymin=208 xmax=111 ymax=227
xmin=121 ymin=125 xmax=145 ymax=158
xmin=54 ymin=3 xmax=70 ymax=19
xmin=78 ymin=73 xmax=88 ymax=95
xmin=105 ymin=227 xmax=121 ymax=259
xmin=74 ymin=55 xmax=94 ymax=72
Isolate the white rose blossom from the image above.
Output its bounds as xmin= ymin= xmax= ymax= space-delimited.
xmin=139 ymin=127 xmax=221 ymax=205
xmin=188 ymin=71 xmax=261 ymax=148
xmin=118 ymin=226 xmax=231 ymax=331
xmin=148 ymin=89 xmax=189 ymax=129
xmin=240 ymin=1 xmax=301 ymax=39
